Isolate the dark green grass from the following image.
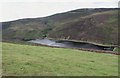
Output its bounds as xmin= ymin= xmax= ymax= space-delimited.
xmin=2 ymin=42 xmax=118 ymax=76
xmin=114 ymin=47 xmax=120 ymax=52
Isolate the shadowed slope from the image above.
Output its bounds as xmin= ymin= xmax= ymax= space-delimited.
xmin=2 ymin=8 xmax=119 ymax=45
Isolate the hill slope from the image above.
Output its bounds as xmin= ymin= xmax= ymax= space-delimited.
xmin=2 ymin=8 xmax=119 ymax=45
xmin=2 ymin=42 xmax=118 ymax=76
xmin=48 ymin=10 xmax=118 ymax=45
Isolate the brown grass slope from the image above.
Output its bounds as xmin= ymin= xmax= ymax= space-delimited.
xmin=48 ymin=10 xmax=118 ymax=45
xmin=2 ymin=8 xmax=119 ymax=45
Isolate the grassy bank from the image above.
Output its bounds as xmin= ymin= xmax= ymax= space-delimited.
xmin=114 ymin=47 xmax=120 ymax=52
xmin=2 ymin=42 xmax=118 ymax=76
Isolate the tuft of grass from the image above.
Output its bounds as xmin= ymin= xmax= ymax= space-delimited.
xmin=114 ymin=47 xmax=120 ymax=52
xmin=2 ymin=42 xmax=118 ymax=76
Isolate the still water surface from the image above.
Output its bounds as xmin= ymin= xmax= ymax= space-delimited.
xmin=28 ymin=39 xmax=115 ymax=51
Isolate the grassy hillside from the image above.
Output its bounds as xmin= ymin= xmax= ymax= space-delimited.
xmin=2 ymin=42 xmax=118 ymax=76
xmin=2 ymin=8 xmax=119 ymax=45
xmin=49 ymin=10 xmax=118 ymax=45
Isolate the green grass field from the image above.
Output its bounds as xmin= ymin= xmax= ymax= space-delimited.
xmin=2 ymin=42 xmax=118 ymax=76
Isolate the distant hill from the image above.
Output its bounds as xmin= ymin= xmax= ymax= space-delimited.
xmin=2 ymin=8 xmax=119 ymax=45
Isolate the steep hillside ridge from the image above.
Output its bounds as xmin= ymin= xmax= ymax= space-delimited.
xmin=48 ymin=10 xmax=118 ymax=45
xmin=2 ymin=8 xmax=119 ymax=45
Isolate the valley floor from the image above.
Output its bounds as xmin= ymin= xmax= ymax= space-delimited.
xmin=2 ymin=42 xmax=118 ymax=76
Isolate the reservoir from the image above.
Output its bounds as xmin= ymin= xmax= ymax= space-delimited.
xmin=28 ymin=39 xmax=115 ymax=51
